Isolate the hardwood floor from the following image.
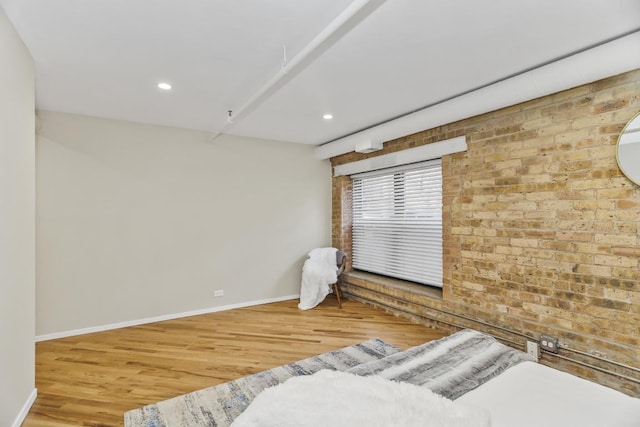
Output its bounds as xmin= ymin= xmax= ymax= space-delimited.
xmin=23 ymin=297 xmax=447 ymax=426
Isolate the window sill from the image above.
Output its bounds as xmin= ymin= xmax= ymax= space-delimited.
xmin=342 ymin=270 xmax=443 ymax=301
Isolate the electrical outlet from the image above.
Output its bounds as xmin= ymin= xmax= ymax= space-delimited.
xmin=213 ymin=289 xmax=224 ymax=297
xmin=526 ymin=340 xmax=539 ymax=361
xmin=540 ymin=335 xmax=559 ymax=353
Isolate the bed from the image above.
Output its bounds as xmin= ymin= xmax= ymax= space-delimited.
xmin=232 ymin=329 xmax=640 ymax=427
xmin=458 ymin=360 xmax=640 ymax=427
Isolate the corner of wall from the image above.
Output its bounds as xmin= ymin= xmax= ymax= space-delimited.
xmin=10 ymin=389 xmax=37 ymax=427
xmin=0 ymin=6 xmax=36 ymax=427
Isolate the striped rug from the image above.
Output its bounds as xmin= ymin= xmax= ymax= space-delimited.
xmin=124 ymin=339 xmax=400 ymax=427
xmin=347 ymin=329 xmax=534 ymax=399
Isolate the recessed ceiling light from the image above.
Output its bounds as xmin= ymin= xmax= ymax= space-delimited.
xmin=323 ymin=113 xmax=333 ymax=120
xmin=157 ymin=82 xmax=172 ymax=90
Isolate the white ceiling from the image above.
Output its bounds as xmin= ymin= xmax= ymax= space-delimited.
xmin=2 ymin=0 xmax=640 ymax=145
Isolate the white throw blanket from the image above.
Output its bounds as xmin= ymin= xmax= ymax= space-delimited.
xmin=298 ymin=247 xmax=338 ymax=310
xmin=230 ymin=370 xmax=491 ymax=427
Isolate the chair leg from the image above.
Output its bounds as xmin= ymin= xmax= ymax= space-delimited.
xmin=333 ymin=282 xmax=342 ymax=309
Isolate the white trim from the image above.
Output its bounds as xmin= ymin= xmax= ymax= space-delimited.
xmin=316 ymin=31 xmax=640 ymax=160
xmin=11 ymin=388 xmax=37 ymax=427
xmin=333 ymin=136 xmax=466 ymax=177
xmin=35 ymin=294 xmax=299 ymax=342
xmin=351 ymin=158 xmax=440 ymax=179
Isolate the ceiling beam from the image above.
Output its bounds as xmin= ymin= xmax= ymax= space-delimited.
xmin=211 ymin=0 xmax=387 ymax=141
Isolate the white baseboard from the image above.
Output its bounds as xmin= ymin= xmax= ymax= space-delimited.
xmin=35 ymin=294 xmax=299 ymax=342
xmin=12 ymin=388 xmax=37 ymax=427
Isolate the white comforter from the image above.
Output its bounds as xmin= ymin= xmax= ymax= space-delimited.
xmin=230 ymin=370 xmax=490 ymax=427
xmin=298 ymin=247 xmax=338 ymax=310
xmin=458 ymin=361 xmax=640 ymax=427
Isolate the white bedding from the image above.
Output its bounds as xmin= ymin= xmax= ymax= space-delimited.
xmin=457 ymin=361 xmax=640 ymax=427
xmin=231 ymin=369 xmax=490 ymax=427
xmin=298 ymin=247 xmax=338 ymax=310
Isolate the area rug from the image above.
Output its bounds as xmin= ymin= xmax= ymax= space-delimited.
xmin=347 ymin=328 xmax=534 ymax=399
xmin=124 ymin=339 xmax=400 ymax=427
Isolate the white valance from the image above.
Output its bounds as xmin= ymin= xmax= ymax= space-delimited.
xmin=333 ymin=135 xmax=466 ymax=177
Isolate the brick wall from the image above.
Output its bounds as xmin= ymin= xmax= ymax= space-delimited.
xmin=331 ymin=69 xmax=640 ymax=395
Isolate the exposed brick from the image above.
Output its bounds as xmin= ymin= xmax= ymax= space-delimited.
xmin=573 ymin=200 xmax=613 ymax=210
xmin=594 ymin=255 xmax=638 ymax=268
xmin=555 ymin=231 xmax=593 ymax=242
xmin=573 ymin=264 xmax=612 ymax=277
xmin=598 ymin=188 xmax=634 ymax=199
xmin=573 ymin=243 xmax=612 ymax=255
xmin=616 ymin=199 xmax=640 ymax=209
xmin=593 ymin=99 xmax=630 ymax=114
xmin=594 ymin=234 xmax=637 ymax=246
xmin=611 ymin=247 xmax=640 ymax=258
xmin=590 ymin=297 xmax=631 ymax=311
xmin=331 ymin=68 xmax=640 ymax=396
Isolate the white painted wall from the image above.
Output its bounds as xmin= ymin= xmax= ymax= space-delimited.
xmin=0 ymin=7 xmax=36 ymax=427
xmin=36 ymin=111 xmax=331 ymax=336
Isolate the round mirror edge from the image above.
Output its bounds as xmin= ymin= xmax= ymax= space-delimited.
xmin=616 ymin=111 xmax=640 ymax=187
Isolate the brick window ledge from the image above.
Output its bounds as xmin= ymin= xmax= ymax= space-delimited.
xmin=342 ymin=270 xmax=443 ymax=301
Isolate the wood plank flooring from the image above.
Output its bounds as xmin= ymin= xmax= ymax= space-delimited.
xmin=23 ymin=297 xmax=447 ymax=427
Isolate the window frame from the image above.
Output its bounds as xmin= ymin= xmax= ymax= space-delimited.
xmin=350 ymin=159 xmax=443 ymax=287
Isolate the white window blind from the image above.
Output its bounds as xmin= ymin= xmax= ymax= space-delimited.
xmin=351 ymin=159 xmax=442 ymax=287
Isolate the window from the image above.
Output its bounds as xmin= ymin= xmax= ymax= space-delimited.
xmin=351 ymin=159 xmax=442 ymax=287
